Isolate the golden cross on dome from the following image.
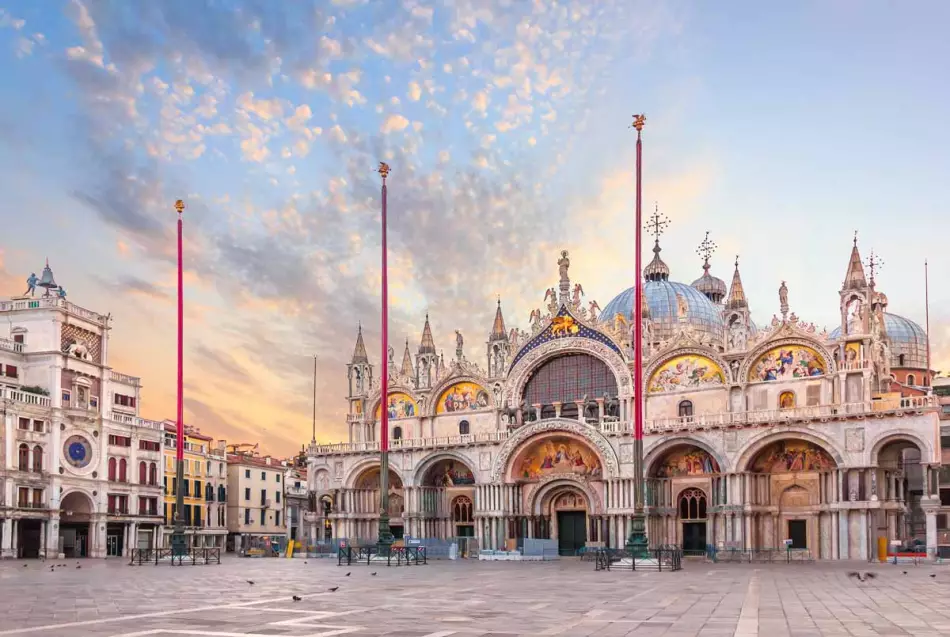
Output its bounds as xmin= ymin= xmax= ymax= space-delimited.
xmin=645 ymin=203 xmax=669 ymax=243
xmin=696 ymin=231 xmax=717 ymax=267
xmin=865 ymin=249 xmax=883 ymax=284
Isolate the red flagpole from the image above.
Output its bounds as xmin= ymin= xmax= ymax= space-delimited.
xmin=376 ymin=163 xmax=394 ymax=550
xmin=176 ymin=204 xmax=184 ymax=463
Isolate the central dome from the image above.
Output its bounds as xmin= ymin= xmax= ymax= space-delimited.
xmin=600 ymin=280 xmax=725 ymax=346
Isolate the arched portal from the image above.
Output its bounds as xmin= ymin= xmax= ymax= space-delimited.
xmin=414 ymin=457 xmax=476 ymax=542
xmin=351 ymin=466 xmax=405 ymax=541
xmin=522 ymin=353 xmax=618 ymax=420
xmin=678 ymin=487 xmax=708 ymax=554
xmin=647 ymin=445 xmax=718 ymax=550
xmin=537 ymin=484 xmax=591 ymax=556
xmin=747 ymin=439 xmax=837 ymax=552
xmin=873 ymin=435 xmax=929 ymax=542
xmin=60 ymin=491 xmax=94 ymax=558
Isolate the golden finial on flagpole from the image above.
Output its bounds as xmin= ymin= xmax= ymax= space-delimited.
xmin=377 ymin=162 xmax=391 ymax=182
xmin=174 ymin=199 xmax=185 ymax=216
xmin=631 ymin=114 xmax=646 ymax=132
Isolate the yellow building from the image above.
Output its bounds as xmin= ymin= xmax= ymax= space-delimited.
xmin=161 ymin=421 xmax=227 ymax=548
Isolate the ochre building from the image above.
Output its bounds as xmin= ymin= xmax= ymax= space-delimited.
xmin=307 ymin=237 xmax=940 ymax=559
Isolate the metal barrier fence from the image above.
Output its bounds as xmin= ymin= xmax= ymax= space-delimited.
xmin=129 ymin=548 xmax=221 ymax=566
xmin=594 ymin=547 xmax=683 ymax=572
xmin=337 ymin=545 xmax=427 ymax=567
xmin=709 ymin=547 xmax=814 ymax=563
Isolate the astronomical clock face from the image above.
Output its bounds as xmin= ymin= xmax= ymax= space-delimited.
xmin=63 ymin=435 xmax=93 ymax=469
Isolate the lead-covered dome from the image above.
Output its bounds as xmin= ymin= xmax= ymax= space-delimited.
xmin=600 ymin=280 xmax=725 ymax=346
xmin=829 ymin=312 xmax=928 ymax=369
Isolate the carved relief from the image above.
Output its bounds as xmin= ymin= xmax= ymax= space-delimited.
xmin=60 ymin=324 xmax=102 ymax=364
xmin=845 ymin=428 xmax=865 ymax=453
xmin=479 ymin=451 xmax=491 ymax=472
xmin=723 ymin=431 xmax=738 ymax=453
xmin=620 ymin=443 xmax=634 ymax=464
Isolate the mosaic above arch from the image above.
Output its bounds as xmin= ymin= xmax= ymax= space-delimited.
xmin=751 ymin=440 xmax=836 ymax=473
xmin=424 ymin=459 xmax=476 ymax=487
xmin=748 ymin=344 xmax=826 ymax=382
xmin=510 ymin=306 xmax=623 ymax=370
xmin=375 ymin=392 xmax=418 ymax=420
xmin=354 ymin=467 xmax=404 ymax=490
xmin=436 ymin=382 xmax=490 ymax=414
xmin=513 ymin=435 xmax=602 ymax=481
xmin=648 ymin=354 xmax=725 ymax=394
xmin=655 ymin=446 xmax=720 ymax=477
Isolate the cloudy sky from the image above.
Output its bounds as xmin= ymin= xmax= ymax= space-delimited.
xmin=1 ymin=1 xmax=947 ymax=455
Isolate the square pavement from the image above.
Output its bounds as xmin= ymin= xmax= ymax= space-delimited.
xmin=1 ymin=556 xmax=949 ymax=636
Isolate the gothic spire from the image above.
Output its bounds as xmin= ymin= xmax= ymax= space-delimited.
xmin=418 ymin=313 xmax=436 ymax=355
xmin=400 ymin=339 xmax=414 ymax=378
xmin=491 ymin=299 xmax=508 ymax=340
xmin=351 ymin=323 xmax=368 ymax=363
xmin=726 ymin=256 xmax=748 ymax=310
xmin=843 ymin=232 xmax=868 ymax=291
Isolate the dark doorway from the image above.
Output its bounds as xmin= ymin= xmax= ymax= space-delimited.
xmin=456 ymin=524 xmax=475 ymax=537
xmin=788 ymin=519 xmax=807 ymax=549
xmin=17 ymin=520 xmax=42 ymax=558
xmin=682 ymin=522 xmax=706 ymax=554
xmin=391 ymin=525 xmax=404 ymax=540
xmin=61 ymin=523 xmax=89 ymax=558
xmin=106 ymin=524 xmax=124 ymax=557
xmin=557 ymin=511 xmax=587 ymax=556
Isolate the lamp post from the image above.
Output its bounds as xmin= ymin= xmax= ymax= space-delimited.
xmin=376 ymin=163 xmax=394 ymax=554
xmin=626 ymin=115 xmax=649 ymax=557
xmin=170 ymin=199 xmax=187 ymax=557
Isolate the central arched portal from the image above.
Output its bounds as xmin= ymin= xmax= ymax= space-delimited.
xmin=543 ymin=486 xmax=590 ymax=556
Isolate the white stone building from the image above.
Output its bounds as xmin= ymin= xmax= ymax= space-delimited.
xmin=307 ymin=238 xmax=940 ymax=560
xmin=225 ymin=451 xmax=288 ymax=553
xmin=1 ymin=263 xmax=164 ymax=558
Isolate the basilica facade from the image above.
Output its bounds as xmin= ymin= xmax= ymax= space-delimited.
xmin=307 ymin=237 xmax=940 ymax=560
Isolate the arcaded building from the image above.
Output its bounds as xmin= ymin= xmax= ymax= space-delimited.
xmin=307 ymin=237 xmax=940 ymax=559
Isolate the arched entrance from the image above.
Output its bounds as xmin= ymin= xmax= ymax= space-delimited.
xmin=647 ymin=443 xmax=720 ymax=549
xmin=747 ymin=439 xmax=837 ymax=552
xmin=540 ymin=485 xmax=591 ymax=556
xmin=678 ymin=488 xmax=708 ymax=554
xmin=874 ymin=436 xmax=928 ymax=544
xmin=417 ymin=457 xmax=476 ymax=540
xmin=60 ymin=491 xmax=94 ymax=558
xmin=351 ymin=466 xmax=405 ymax=541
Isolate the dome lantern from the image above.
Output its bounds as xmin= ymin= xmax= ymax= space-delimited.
xmin=691 ymin=231 xmax=727 ymax=304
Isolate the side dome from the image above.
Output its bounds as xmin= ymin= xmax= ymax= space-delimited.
xmin=600 ymin=280 xmax=725 ymax=346
xmin=691 ymin=271 xmax=727 ymax=304
xmin=828 ymin=312 xmax=928 ymax=369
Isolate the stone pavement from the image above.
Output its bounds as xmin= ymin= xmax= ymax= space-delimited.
xmin=1 ymin=557 xmax=949 ymax=636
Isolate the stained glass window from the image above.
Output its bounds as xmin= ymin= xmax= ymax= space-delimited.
xmin=523 ymin=354 xmax=618 ymax=407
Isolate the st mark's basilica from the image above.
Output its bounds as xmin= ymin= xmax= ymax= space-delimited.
xmin=306 ymin=228 xmax=939 ymax=560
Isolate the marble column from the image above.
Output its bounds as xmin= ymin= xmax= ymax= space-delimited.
xmin=838 ymin=510 xmax=849 ymax=559
xmin=925 ymin=508 xmax=938 ymax=559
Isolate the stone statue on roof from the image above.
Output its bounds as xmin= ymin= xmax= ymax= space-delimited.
xmin=24 ymin=273 xmax=37 ymax=297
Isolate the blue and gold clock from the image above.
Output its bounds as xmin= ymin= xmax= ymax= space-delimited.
xmin=63 ymin=435 xmax=92 ymax=469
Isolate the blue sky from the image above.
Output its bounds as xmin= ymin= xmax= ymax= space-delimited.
xmin=0 ymin=1 xmax=947 ymax=454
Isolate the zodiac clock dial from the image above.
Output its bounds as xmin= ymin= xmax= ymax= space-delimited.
xmin=63 ymin=435 xmax=93 ymax=469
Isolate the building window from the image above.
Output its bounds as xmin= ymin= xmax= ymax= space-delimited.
xmin=183 ymin=479 xmax=190 ymax=495
xmin=261 ymin=471 xmax=266 ymax=480
xmin=276 ymin=491 xmax=281 ymax=504
xmin=18 ymin=417 xmax=30 ymax=430
xmin=206 ymin=484 xmax=213 ymax=501
xmin=119 ymin=458 xmax=127 ymax=482
xmin=193 ymin=507 xmax=202 ymax=526
xmin=260 ymin=510 xmax=265 ymax=525
xmin=13 ymin=333 xmax=23 ymax=344
xmin=32 ymin=488 xmax=43 ymax=507
xmin=18 ymin=444 xmax=30 ymax=471
xmin=32 ymin=419 xmax=44 ymax=432
xmin=139 ymin=461 xmax=147 ymax=484
xmin=678 ymin=400 xmax=693 ymax=418
xmin=275 ymin=511 xmax=281 ymax=527
xmin=245 ymin=469 xmax=250 ymax=478
xmin=113 ymin=393 xmax=136 ymax=408
xmin=108 ymin=434 xmax=131 ymax=447
xmin=907 ymin=374 xmax=916 ymax=386
xmin=452 ymin=496 xmax=474 ymax=523
xmin=18 ymin=487 xmax=29 ymax=507
xmin=244 ymin=488 xmax=250 ymax=501
xmin=139 ymin=440 xmax=160 ymax=451
xmin=393 ymin=426 xmax=403 ymax=441
xmin=108 ymin=457 xmax=117 ymax=481
xmin=260 ymin=489 xmax=266 ymax=506
xmin=32 ymin=445 xmax=42 ymax=472
xmin=459 ymin=420 xmax=470 ymax=435
xmin=149 ymin=462 xmax=158 ymax=485
xmin=4 ymin=365 xmax=17 ymax=378
xmin=244 ymin=508 xmax=250 ymax=525
xmin=194 ymin=480 xmax=202 ymax=498
xmin=678 ymin=488 xmax=708 ymax=520
xmin=218 ymin=485 xmax=227 ymax=502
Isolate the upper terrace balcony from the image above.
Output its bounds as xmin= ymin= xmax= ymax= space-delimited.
xmin=0 ymin=337 xmax=24 ymax=354
xmin=0 ymin=297 xmax=109 ymax=326
xmin=309 ymin=395 xmax=938 ymax=456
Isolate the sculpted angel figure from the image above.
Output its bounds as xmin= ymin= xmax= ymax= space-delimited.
xmin=588 ymin=300 xmax=601 ymax=321
xmin=572 ymin=283 xmax=585 ymax=307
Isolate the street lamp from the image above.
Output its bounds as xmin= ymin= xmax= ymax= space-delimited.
xmin=170 ymin=199 xmax=187 ymax=557
xmin=376 ymin=163 xmax=394 ymax=554
xmin=626 ymin=116 xmax=649 ymax=557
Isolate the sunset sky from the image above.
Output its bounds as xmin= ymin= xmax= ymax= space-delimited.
xmin=0 ymin=1 xmax=947 ymax=456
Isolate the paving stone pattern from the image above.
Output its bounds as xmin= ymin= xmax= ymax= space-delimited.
xmin=1 ymin=558 xmax=949 ymax=636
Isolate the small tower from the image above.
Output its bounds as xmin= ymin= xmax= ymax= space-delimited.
xmin=839 ymin=233 xmax=870 ymax=337
xmin=416 ymin=313 xmax=437 ymax=389
xmin=346 ymin=324 xmax=373 ymax=439
xmin=691 ymin=232 xmax=727 ymax=304
xmin=400 ymin=338 xmax=415 ymax=383
xmin=487 ymin=299 xmax=510 ymax=378
xmin=723 ymin=256 xmax=752 ymax=352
